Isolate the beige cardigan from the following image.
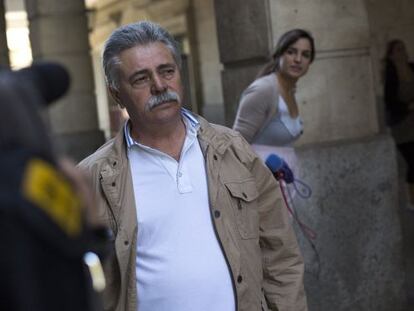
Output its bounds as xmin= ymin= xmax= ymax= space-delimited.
xmin=233 ymin=74 xmax=280 ymax=143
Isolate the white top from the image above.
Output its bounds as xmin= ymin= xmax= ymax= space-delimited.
xmin=125 ymin=109 xmax=235 ymax=311
xmin=253 ymin=96 xmax=304 ymax=147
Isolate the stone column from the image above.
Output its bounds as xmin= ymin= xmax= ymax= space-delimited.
xmin=25 ymin=0 xmax=104 ymax=160
xmin=0 ymin=0 xmax=9 ymax=67
xmin=213 ymin=1 xmax=405 ymax=310
xmin=213 ymin=0 xmax=271 ymax=126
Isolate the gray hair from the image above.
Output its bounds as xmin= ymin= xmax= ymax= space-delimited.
xmin=102 ymin=21 xmax=182 ymax=90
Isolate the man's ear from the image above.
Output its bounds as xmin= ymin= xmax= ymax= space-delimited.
xmin=108 ymin=86 xmax=125 ymax=108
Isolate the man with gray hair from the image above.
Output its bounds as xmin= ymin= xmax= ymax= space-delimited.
xmin=79 ymin=21 xmax=307 ymax=311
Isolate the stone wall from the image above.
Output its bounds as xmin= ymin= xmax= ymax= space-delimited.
xmin=269 ymin=0 xmax=378 ymax=146
xmin=213 ymin=1 xmax=407 ymax=310
xmin=25 ymin=0 xmax=104 ymax=160
xmin=213 ymin=0 xmax=272 ymax=126
xmin=192 ymin=0 xmax=224 ymax=124
xmin=364 ymin=0 xmax=414 ymax=131
xmin=294 ymin=135 xmax=405 ymax=310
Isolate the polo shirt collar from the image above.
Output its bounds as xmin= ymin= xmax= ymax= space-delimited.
xmin=124 ymin=108 xmax=199 ymax=149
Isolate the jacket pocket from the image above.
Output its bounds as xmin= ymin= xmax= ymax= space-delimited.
xmin=225 ymin=179 xmax=259 ymax=239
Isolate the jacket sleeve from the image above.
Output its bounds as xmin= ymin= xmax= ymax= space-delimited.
xmin=77 ymin=157 xmax=117 ymax=233
xmin=248 ymin=147 xmax=307 ymax=311
xmin=232 ymin=77 xmax=277 ymax=143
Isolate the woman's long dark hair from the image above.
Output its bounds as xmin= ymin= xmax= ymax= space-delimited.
xmin=257 ymin=29 xmax=315 ymax=78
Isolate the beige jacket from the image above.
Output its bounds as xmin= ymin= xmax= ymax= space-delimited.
xmin=79 ymin=115 xmax=307 ymax=311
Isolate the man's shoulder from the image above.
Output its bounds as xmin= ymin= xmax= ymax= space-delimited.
xmin=210 ymin=122 xmax=239 ymax=137
xmin=78 ymin=135 xmax=121 ymax=170
xmin=197 ymin=115 xmax=241 ymax=140
xmin=197 ymin=116 xmax=257 ymax=160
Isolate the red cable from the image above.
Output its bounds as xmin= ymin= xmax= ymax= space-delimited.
xmin=278 ymin=178 xmax=317 ymax=240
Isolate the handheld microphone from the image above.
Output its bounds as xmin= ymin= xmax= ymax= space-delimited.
xmin=265 ymin=153 xmax=316 ymax=240
xmin=265 ymin=153 xmax=294 ymax=184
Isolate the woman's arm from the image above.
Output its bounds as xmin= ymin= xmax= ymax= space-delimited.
xmin=233 ymin=76 xmax=278 ymax=143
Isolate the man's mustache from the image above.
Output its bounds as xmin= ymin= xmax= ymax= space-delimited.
xmin=146 ymin=91 xmax=180 ymax=111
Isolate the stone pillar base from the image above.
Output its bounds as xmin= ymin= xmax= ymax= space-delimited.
xmin=292 ymin=134 xmax=406 ymax=311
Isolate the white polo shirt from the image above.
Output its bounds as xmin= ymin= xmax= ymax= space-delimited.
xmin=125 ymin=109 xmax=235 ymax=311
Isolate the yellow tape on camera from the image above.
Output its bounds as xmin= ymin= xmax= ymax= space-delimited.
xmin=22 ymin=158 xmax=82 ymax=237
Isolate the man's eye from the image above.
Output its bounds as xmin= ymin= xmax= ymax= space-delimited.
xmin=160 ymin=68 xmax=175 ymax=79
xmin=133 ymin=76 xmax=150 ymax=85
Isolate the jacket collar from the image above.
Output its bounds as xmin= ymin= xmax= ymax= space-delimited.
xmin=105 ymin=112 xmax=233 ymax=163
xmin=196 ymin=115 xmax=233 ymax=156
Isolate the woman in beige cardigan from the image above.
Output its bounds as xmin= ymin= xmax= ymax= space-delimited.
xmin=233 ymin=29 xmax=315 ymax=147
xmin=233 ymin=29 xmax=315 ymax=177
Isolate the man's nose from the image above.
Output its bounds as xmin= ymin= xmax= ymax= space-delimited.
xmin=151 ymin=74 xmax=167 ymax=93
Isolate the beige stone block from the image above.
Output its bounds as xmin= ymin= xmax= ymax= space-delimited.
xmin=48 ymin=93 xmax=99 ymax=134
xmin=25 ymin=1 xmax=85 ymax=17
xmin=86 ymin=0 xmax=120 ymax=10
xmin=89 ymin=21 xmax=118 ymax=49
xmin=120 ymin=6 xmax=150 ymax=26
xmin=364 ymin=0 xmax=414 ymax=97
xmin=32 ymin=54 xmax=95 ymax=93
xmin=221 ymin=63 xmax=264 ymax=126
xmin=194 ymin=0 xmax=223 ymax=106
xmin=365 ymin=0 xmax=414 ymax=34
xmin=269 ymin=0 xmax=370 ymax=51
xmin=214 ymin=0 xmax=271 ymax=63
xmin=146 ymin=0 xmax=188 ymax=19
xmin=29 ymin=16 xmax=90 ymax=56
xmin=296 ymin=53 xmax=378 ymax=145
xmin=156 ymin=14 xmax=187 ymax=36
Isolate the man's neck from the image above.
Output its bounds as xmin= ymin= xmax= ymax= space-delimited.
xmin=130 ymin=117 xmax=187 ymax=161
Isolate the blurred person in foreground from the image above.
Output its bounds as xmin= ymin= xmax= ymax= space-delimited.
xmin=384 ymin=39 xmax=414 ymax=209
xmin=0 ymin=63 xmax=110 ymax=311
xmin=78 ymin=21 xmax=307 ymax=311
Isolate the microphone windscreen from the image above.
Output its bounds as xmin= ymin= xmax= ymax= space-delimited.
xmin=265 ymin=154 xmax=284 ymax=173
xmin=17 ymin=62 xmax=70 ymax=104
